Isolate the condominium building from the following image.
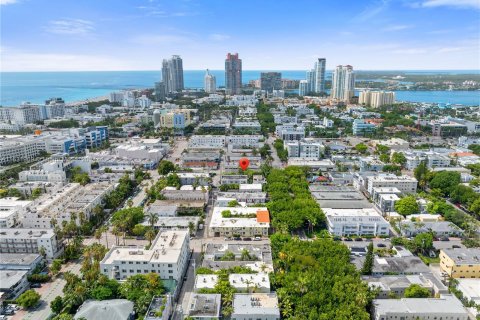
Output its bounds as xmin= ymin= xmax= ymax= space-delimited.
xmin=431 ymin=121 xmax=468 ymax=137
xmin=162 ymin=55 xmax=184 ymax=94
xmin=359 ymin=90 xmax=395 ymax=108
xmin=186 ymin=294 xmax=221 ymax=320
xmin=0 ymin=228 xmax=62 ymax=259
xmin=324 ymin=208 xmax=390 ymax=237
xmin=284 ymin=138 xmax=325 ymax=159
xmin=231 ymin=293 xmax=280 ymax=320
xmin=440 ymin=248 xmax=480 ymax=279
xmin=367 ymin=174 xmax=418 ymax=194
xmin=314 ymin=58 xmax=326 ymax=93
xmin=225 ymin=53 xmax=242 ymax=95
xmin=372 ymin=294 xmax=468 ymax=320
xmin=0 ymin=270 xmax=29 ymax=299
xmin=331 ymin=65 xmax=355 ymax=102
xmin=229 ymin=273 xmax=270 ymax=293
xmin=306 ymin=70 xmax=316 ymax=94
xmin=209 ymin=207 xmax=270 ymax=237
xmin=100 ymin=230 xmax=189 ymax=281
xmin=299 ymin=80 xmax=309 ymax=97
xmin=204 ymin=69 xmax=217 ymax=93
xmin=260 ymin=72 xmax=281 ymax=93
xmin=352 ymin=119 xmax=376 ymax=136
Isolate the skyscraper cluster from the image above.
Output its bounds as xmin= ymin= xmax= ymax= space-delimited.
xmin=331 ymin=65 xmax=355 ymax=102
xmin=301 ymin=58 xmax=326 ymax=96
xmin=359 ymin=90 xmax=395 ymax=108
xmin=225 ymin=53 xmax=242 ymax=95
xmin=155 ymin=55 xmax=184 ymax=102
xmin=204 ymin=69 xmax=217 ymax=93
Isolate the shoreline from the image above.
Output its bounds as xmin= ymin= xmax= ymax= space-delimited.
xmin=66 ymin=95 xmax=110 ymax=106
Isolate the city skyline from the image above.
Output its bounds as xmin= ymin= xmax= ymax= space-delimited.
xmin=1 ymin=0 xmax=479 ymax=71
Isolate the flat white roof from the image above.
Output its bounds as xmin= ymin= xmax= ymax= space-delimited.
xmin=233 ymin=293 xmax=280 ymax=316
xmin=323 ymin=207 xmax=384 ymax=218
xmin=195 ymin=274 xmax=219 ymax=290
xmin=229 ymin=273 xmax=270 ymax=289
xmin=101 ymin=230 xmax=188 ymax=264
xmin=210 ymin=207 xmax=270 ymax=229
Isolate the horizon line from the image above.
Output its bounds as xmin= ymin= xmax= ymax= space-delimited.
xmin=2 ymin=69 xmax=480 ymax=73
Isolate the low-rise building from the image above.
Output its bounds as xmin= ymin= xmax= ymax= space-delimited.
xmin=0 ymin=228 xmax=62 ymax=259
xmin=100 ymin=230 xmax=189 ymax=282
xmin=0 ymin=270 xmax=29 ymax=299
xmin=0 ymin=253 xmax=43 ymax=273
xmin=194 ymin=274 xmax=219 ymax=292
xmin=144 ymin=295 xmax=173 ymax=320
xmin=220 ymin=175 xmax=248 ymax=185
xmin=367 ymin=174 xmax=418 ymax=195
xmin=0 ymin=197 xmax=32 ymax=228
xmin=182 ymin=151 xmax=221 ymax=169
xmin=400 ymin=221 xmax=463 ymax=237
xmin=231 ymin=293 xmax=280 ymax=320
xmin=161 ymin=186 xmax=208 ymax=202
xmin=285 ymin=139 xmax=325 ymax=159
xmin=456 ymin=279 xmax=480 ymax=305
xmin=363 ymin=273 xmax=448 ymax=298
xmin=353 ymin=119 xmax=376 ymax=136
xmin=176 ymin=172 xmax=210 ymax=186
xmin=440 ymin=248 xmax=480 ymax=279
xmin=372 ymin=294 xmax=468 ymax=320
xmin=209 ymin=207 xmax=270 ymax=237
xmin=227 ymin=135 xmax=263 ymax=148
xmin=186 ymin=294 xmax=222 ymax=320
xmin=74 ymin=299 xmax=135 ymax=320
xmin=188 ymin=135 xmax=226 ymax=149
xmin=229 ymin=273 xmax=270 ymax=293
xmin=324 ymin=208 xmax=389 ymax=237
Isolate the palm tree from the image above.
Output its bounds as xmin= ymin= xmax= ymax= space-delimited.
xmin=188 ymin=221 xmax=196 ymax=236
xmin=240 ymin=248 xmax=251 ymax=261
xmin=244 ymin=279 xmax=253 ymax=293
xmin=147 ymin=211 xmax=159 ymax=229
xmin=145 ymin=227 xmax=156 ymax=247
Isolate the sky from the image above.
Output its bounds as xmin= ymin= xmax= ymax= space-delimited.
xmin=1 ymin=0 xmax=479 ymax=71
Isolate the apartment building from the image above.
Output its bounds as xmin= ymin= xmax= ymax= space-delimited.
xmin=229 ymin=273 xmax=271 ymax=293
xmin=285 ymin=139 xmax=325 ymax=159
xmin=372 ymin=294 xmax=468 ymax=320
xmin=161 ymin=186 xmax=208 ymax=202
xmin=0 ymin=228 xmax=62 ymax=259
xmin=188 ymin=135 xmax=226 ymax=149
xmin=227 ymin=135 xmax=263 ymax=148
xmin=176 ymin=172 xmax=210 ymax=186
xmin=367 ymin=174 xmax=418 ymax=195
xmin=440 ymin=248 xmax=480 ymax=279
xmin=186 ymin=294 xmax=222 ymax=320
xmin=324 ymin=208 xmax=390 ymax=237
xmin=353 ymin=119 xmax=376 ymax=136
xmin=0 ymin=270 xmax=29 ymax=299
xmin=100 ymin=230 xmax=189 ymax=282
xmin=209 ymin=207 xmax=270 ymax=237
xmin=0 ymin=197 xmax=32 ymax=228
xmin=23 ymin=182 xmax=115 ymax=228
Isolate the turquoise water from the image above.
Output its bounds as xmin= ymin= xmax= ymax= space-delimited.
xmin=1 ymin=70 xmax=479 ymax=106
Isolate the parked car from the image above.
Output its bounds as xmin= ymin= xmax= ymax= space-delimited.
xmin=233 ymin=237 xmax=241 ymax=241
xmin=344 ymin=238 xmax=353 ymax=241
xmin=224 ymin=237 xmax=232 ymax=241
xmin=377 ymin=243 xmax=386 ymax=248
xmin=452 ymin=245 xmax=461 ymax=248
xmin=243 ymin=237 xmax=252 ymax=241
xmin=30 ymin=283 xmax=42 ymax=288
xmin=253 ymin=237 xmax=262 ymax=241
xmin=354 ymin=237 xmax=363 ymax=242
xmin=440 ymin=237 xmax=450 ymax=241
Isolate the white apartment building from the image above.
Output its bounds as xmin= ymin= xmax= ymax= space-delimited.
xmin=231 ymin=293 xmax=280 ymax=320
xmin=323 ymin=117 xmax=334 ymax=128
xmin=0 ymin=135 xmax=47 ymax=165
xmin=194 ymin=274 xmax=219 ymax=291
xmin=372 ymin=294 xmax=468 ymax=320
xmin=209 ymin=207 xmax=270 ymax=237
xmin=0 ymin=197 xmax=32 ymax=228
xmin=176 ymin=172 xmax=210 ymax=186
xmin=238 ymin=106 xmax=257 ymax=117
xmin=227 ymin=135 xmax=263 ymax=148
xmin=161 ymin=186 xmax=208 ymax=202
xmin=188 ymin=135 xmax=226 ymax=149
xmin=0 ymin=228 xmax=62 ymax=259
xmin=0 ymin=270 xmax=30 ymax=299
xmin=359 ymin=90 xmax=395 ymax=108
xmin=229 ymin=273 xmax=271 ymax=293
xmin=324 ymin=208 xmax=390 ymax=237
xmin=285 ymin=139 xmax=325 ymax=159
xmin=18 ymin=170 xmax=66 ymax=183
xmin=371 ymin=187 xmax=402 ymax=213
xmin=23 ymin=182 xmax=114 ymax=228
xmin=367 ymin=174 xmax=418 ymax=195
xmin=100 ymin=230 xmax=189 ymax=282
xmin=404 ymin=151 xmax=451 ymax=170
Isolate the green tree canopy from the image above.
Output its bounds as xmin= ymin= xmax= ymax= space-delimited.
xmin=355 ymin=143 xmax=368 ymax=154
xmin=404 ymin=284 xmax=431 ymax=298
xmin=17 ymin=289 xmax=41 ymax=308
xmin=395 ymin=195 xmax=419 ymax=216
xmin=429 ymin=171 xmax=461 ymax=196
xmin=157 ymin=160 xmax=175 ymax=175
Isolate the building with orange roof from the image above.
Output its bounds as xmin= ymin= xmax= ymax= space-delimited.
xmin=210 ymin=207 xmax=270 ymax=237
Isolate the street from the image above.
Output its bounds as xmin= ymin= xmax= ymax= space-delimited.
xmin=13 ymin=261 xmax=82 ymax=320
xmin=266 ymin=134 xmax=283 ymax=168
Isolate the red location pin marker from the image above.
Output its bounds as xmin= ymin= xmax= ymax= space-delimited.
xmin=239 ymin=158 xmax=250 ymax=171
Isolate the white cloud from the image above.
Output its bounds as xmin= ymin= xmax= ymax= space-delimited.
xmin=421 ymin=0 xmax=480 ymax=9
xmin=131 ymin=34 xmax=191 ymax=45
xmin=354 ymin=0 xmax=391 ymax=22
xmin=0 ymin=0 xmax=18 ymax=5
xmin=209 ymin=33 xmax=230 ymax=41
xmin=45 ymin=19 xmax=94 ymax=35
xmin=438 ymin=47 xmax=464 ymax=53
xmin=383 ymin=25 xmax=413 ymax=31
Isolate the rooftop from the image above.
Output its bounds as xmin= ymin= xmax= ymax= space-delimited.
xmin=373 ymin=294 xmax=467 ymax=315
xmin=441 ymin=248 xmax=480 ymax=265
xmin=0 ymin=270 xmax=27 ymax=289
xmin=210 ymin=207 xmax=270 ymax=229
xmin=0 ymin=253 xmax=42 ymax=267
xmin=233 ymin=293 xmax=280 ymax=316
xmin=187 ymin=294 xmax=221 ymax=318
xmin=101 ymin=230 xmax=188 ymax=264
xmin=74 ymin=299 xmax=134 ymax=320
xmin=0 ymin=228 xmax=54 ymax=239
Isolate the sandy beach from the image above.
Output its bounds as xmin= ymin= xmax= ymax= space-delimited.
xmin=65 ymin=95 xmax=110 ymax=106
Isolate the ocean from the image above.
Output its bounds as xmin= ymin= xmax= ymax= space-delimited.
xmin=1 ymin=70 xmax=479 ymax=107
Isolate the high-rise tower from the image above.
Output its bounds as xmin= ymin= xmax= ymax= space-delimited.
xmin=331 ymin=65 xmax=355 ymax=102
xmin=225 ymin=53 xmax=242 ymax=95
xmin=314 ymin=58 xmax=326 ymax=93
xmin=204 ymin=69 xmax=217 ymax=93
xmin=162 ymin=55 xmax=184 ymax=94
